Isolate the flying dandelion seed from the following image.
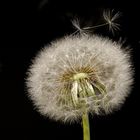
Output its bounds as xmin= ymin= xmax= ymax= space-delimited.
xmin=71 ymin=9 xmax=121 ymax=35
xmin=26 ymin=10 xmax=134 ymax=140
xmin=103 ymin=9 xmax=121 ymax=34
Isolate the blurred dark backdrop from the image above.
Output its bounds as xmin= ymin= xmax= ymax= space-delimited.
xmin=0 ymin=0 xmax=140 ymax=140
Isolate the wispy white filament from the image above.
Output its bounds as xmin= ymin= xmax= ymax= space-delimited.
xmin=26 ymin=34 xmax=133 ymax=123
xmin=72 ymin=10 xmax=120 ymax=35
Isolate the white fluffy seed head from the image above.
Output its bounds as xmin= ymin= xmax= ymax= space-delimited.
xmin=26 ymin=34 xmax=133 ymax=123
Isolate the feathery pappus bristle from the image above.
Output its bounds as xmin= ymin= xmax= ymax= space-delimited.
xmin=103 ymin=9 xmax=121 ymax=34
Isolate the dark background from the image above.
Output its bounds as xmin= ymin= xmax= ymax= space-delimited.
xmin=0 ymin=0 xmax=140 ymax=139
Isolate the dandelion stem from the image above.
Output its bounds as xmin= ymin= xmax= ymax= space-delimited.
xmin=82 ymin=112 xmax=90 ymax=140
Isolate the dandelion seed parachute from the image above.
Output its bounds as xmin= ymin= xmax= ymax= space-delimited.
xmin=26 ymin=34 xmax=133 ymax=123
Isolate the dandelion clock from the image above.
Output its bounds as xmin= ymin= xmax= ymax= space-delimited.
xmin=26 ymin=10 xmax=134 ymax=140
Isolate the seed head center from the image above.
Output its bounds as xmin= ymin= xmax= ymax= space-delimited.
xmin=73 ymin=73 xmax=88 ymax=80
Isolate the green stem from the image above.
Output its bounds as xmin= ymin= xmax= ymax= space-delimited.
xmin=82 ymin=112 xmax=90 ymax=140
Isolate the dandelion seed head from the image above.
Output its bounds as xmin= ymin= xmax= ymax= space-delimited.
xmin=26 ymin=34 xmax=133 ymax=123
